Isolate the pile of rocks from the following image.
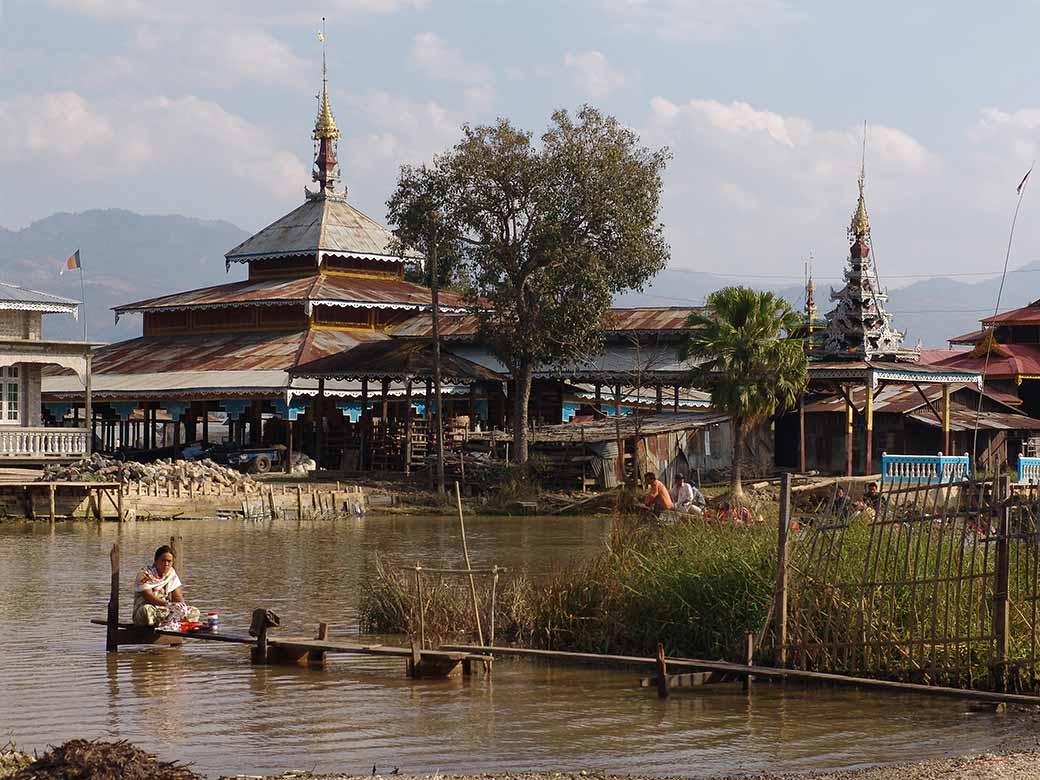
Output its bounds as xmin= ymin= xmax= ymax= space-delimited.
xmin=39 ymin=453 xmax=255 ymax=491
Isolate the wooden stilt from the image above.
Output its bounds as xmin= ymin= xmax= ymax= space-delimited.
xmin=798 ymin=394 xmax=806 ymax=473
xmin=49 ymin=483 xmax=56 ymax=524
xmin=106 ymin=543 xmax=120 ymax=652
xmin=655 ymin=643 xmax=669 ymax=698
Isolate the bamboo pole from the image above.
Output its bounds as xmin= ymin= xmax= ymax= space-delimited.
xmin=455 ymin=481 xmax=485 ymax=647
xmin=414 ymin=564 xmax=426 ymax=649
xmin=775 ymin=472 xmax=791 ymax=666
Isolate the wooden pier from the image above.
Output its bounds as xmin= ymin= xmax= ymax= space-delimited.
xmin=0 ymin=480 xmax=122 ymax=521
xmin=90 ymin=618 xmax=483 ymax=678
xmin=94 ymin=543 xmax=481 ymax=679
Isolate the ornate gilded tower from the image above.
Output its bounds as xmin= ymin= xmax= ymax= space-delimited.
xmin=820 ymin=169 xmax=918 ymax=362
xmin=312 ymin=52 xmax=340 ymax=195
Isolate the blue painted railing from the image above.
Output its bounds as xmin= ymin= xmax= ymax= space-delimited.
xmin=880 ymin=452 xmax=970 ymax=484
xmin=1018 ymin=456 xmax=1040 ymax=484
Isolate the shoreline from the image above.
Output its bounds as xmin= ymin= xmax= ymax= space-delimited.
xmin=216 ymin=751 xmax=1040 ymax=780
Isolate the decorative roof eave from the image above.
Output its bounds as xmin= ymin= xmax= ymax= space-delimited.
xmin=809 ymin=363 xmax=984 ymax=391
xmin=225 ymin=248 xmax=416 ymax=268
xmin=0 ymin=300 xmax=79 ymax=319
xmin=113 ymin=297 xmax=469 ymax=323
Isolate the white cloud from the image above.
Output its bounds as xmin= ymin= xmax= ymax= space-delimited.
xmin=410 ymin=32 xmax=492 ymax=84
xmin=82 ymin=27 xmax=309 ymax=90
xmin=0 ymin=91 xmax=306 ymax=201
xmin=563 ymin=50 xmax=628 ymax=98
xmin=601 ymin=0 xmax=792 ymax=40
xmin=48 ymin=0 xmax=430 ymax=24
xmin=639 ymin=96 xmax=943 ymax=277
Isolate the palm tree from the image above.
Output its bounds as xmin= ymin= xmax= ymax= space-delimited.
xmin=681 ymin=287 xmax=808 ymax=499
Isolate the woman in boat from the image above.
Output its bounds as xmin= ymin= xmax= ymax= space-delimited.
xmin=132 ymin=545 xmax=200 ymax=627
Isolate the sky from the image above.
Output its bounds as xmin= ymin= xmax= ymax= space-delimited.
xmin=4 ymin=0 xmax=1040 ymax=298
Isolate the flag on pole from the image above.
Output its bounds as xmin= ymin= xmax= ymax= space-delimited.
xmin=60 ymin=249 xmax=81 ymax=275
xmin=1018 ymin=164 xmax=1034 ymax=195
xmin=317 ymin=30 xmax=325 ymax=43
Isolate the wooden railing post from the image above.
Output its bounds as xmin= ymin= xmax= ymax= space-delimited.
xmin=775 ymin=472 xmax=792 ymax=667
xmin=993 ymin=477 xmax=1011 ymax=692
xmin=106 ymin=543 xmax=120 ymax=652
xmin=655 ymin=642 xmax=669 ymax=698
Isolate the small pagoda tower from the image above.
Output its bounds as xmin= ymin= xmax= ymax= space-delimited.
xmin=820 ymin=170 xmax=918 ymax=362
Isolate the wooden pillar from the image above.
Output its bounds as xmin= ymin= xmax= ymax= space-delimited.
xmin=655 ymin=384 xmax=663 ymax=413
xmin=381 ymin=378 xmax=390 ymax=421
xmin=613 ymin=384 xmax=622 ymax=418
xmin=85 ymin=352 xmax=93 ymax=455
xmin=202 ymin=404 xmax=209 ymax=444
xmin=285 ymin=419 xmax=293 ymax=474
xmin=845 ymin=388 xmax=853 ymax=477
xmin=865 ymin=381 xmax=874 ymax=475
xmin=673 ymin=385 xmax=679 ymax=413
xmin=594 ymin=383 xmax=602 ymax=412
xmin=404 ymin=378 xmax=413 ymax=476
xmin=360 ymin=377 xmax=369 ymax=471
xmin=173 ymin=410 xmax=181 ymax=452
xmin=798 ymin=393 xmax=806 ymax=473
xmin=426 ymin=379 xmax=433 ymax=488
xmin=468 ymin=382 xmax=477 ymax=428
xmin=942 ymin=383 xmax=951 ymax=454
xmin=315 ymin=378 xmax=325 ymax=471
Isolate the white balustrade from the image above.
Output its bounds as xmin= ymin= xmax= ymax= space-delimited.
xmin=0 ymin=427 xmax=88 ymax=458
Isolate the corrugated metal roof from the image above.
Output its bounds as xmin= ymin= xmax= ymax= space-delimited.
xmin=470 ymin=411 xmax=730 ymax=444
xmin=599 ymin=307 xmax=702 ymax=332
xmin=114 ymin=274 xmax=469 ymax=314
xmin=389 ymin=306 xmax=702 ymax=340
xmin=923 ymin=343 xmax=1040 ymax=380
xmin=292 ymin=339 xmax=504 ymax=383
xmin=224 ymin=194 xmax=421 ymax=263
xmin=43 ymin=370 xmax=290 ymax=400
xmin=82 ymin=329 xmax=387 ymax=375
xmin=982 ymin=304 xmax=1040 ymax=325
xmin=448 ymin=343 xmax=690 ymax=382
xmin=0 ymin=282 xmax=78 ymax=313
xmin=909 ymin=408 xmax=1040 ymax=432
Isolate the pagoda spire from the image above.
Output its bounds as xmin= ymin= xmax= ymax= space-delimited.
xmin=820 ymin=142 xmax=917 ymax=363
xmin=312 ymin=19 xmax=341 ymax=195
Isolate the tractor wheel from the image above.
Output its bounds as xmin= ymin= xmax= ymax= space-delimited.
xmin=252 ymin=454 xmax=272 ymax=474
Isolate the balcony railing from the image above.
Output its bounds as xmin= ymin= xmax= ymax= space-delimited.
xmin=880 ymin=452 xmax=970 ymax=484
xmin=0 ymin=427 xmax=89 ymax=459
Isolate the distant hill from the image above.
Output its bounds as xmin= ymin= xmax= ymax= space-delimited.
xmin=0 ymin=210 xmax=249 ymax=343
xmin=4 ymin=209 xmax=1036 ymax=349
xmin=616 ymin=265 xmax=1040 ymax=348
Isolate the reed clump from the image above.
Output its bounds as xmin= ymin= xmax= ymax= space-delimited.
xmin=530 ymin=516 xmax=777 ymax=659
xmin=358 ymin=517 xmax=779 ymax=661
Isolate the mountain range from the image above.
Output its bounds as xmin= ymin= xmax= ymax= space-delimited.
xmin=1 ymin=208 xmax=1035 ymax=349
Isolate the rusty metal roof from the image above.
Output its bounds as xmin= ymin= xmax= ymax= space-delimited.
xmin=292 ymin=339 xmax=504 ymax=383
xmin=908 ymin=407 xmax=1040 ymax=432
xmin=224 ymin=193 xmax=421 ymax=264
xmin=113 ymin=274 xmax=469 ymax=317
xmin=389 ymin=306 xmax=702 ymax=341
xmin=982 ymin=303 xmax=1040 ymax=326
xmin=87 ymin=329 xmax=386 ymax=374
xmin=470 ymin=411 xmax=730 ymax=445
xmin=599 ymin=307 xmax=702 ymax=333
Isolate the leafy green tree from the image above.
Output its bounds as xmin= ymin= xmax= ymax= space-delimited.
xmin=387 ymin=106 xmax=670 ymax=462
xmin=681 ymin=287 xmax=808 ymax=498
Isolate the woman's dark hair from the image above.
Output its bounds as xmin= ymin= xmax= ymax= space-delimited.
xmin=154 ymin=545 xmax=175 ymax=562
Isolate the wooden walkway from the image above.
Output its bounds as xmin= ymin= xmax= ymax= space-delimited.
xmin=442 ymin=644 xmax=1040 ymax=707
xmin=92 ymin=619 xmax=485 ymax=678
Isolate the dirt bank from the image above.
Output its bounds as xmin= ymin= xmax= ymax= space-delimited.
xmin=219 ymin=751 xmax=1040 ymax=780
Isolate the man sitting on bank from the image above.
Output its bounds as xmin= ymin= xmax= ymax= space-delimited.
xmin=643 ymin=471 xmax=673 ymax=515
xmin=670 ymin=473 xmax=706 ymax=514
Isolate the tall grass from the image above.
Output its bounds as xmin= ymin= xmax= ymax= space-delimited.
xmin=359 ymin=517 xmax=778 ymax=661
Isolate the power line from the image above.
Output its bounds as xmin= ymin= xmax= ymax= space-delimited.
xmin=664 ymin=266 xmax=1040 ymax=282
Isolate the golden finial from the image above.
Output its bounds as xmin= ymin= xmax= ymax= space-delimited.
xmin=849 ymin=122 xmax=870 ymax=241
xmin=313 ymin=18 xmax=339 ymax=141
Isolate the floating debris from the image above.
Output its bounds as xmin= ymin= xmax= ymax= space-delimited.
xmin=11 ymin=739 xmax=201 ymax=780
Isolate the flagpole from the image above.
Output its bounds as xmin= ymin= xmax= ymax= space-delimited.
xmin=78 ymin=264 xmax=87 ymax=342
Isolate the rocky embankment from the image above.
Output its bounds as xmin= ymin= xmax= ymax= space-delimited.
xmin=38 ymin=453 xmax=255 ymax=492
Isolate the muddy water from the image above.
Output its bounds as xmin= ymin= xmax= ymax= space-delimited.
xmin=0 ymin=515 xmax=1029 ymax=778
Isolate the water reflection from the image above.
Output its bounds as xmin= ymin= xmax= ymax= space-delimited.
xmin=0 ymin=515 xmax=1028 ymax=778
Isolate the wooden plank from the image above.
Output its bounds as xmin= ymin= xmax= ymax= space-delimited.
xmin=91 ymin=619 xmax=257 ymax=646
xmin=440 ymin=644 xmax=1040 ymax=706
xmin=269 ymin=636 xmax=474 ymax=661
